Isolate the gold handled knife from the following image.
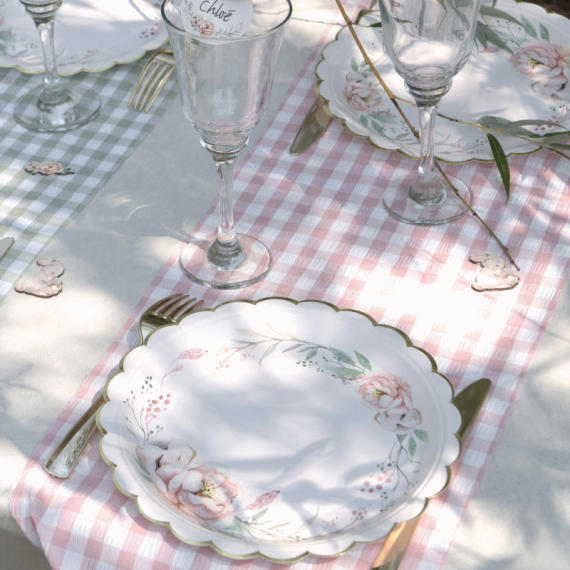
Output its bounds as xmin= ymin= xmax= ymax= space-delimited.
xmin=289 ymin=99 xmax=333 ymax=156
xmin=289 ymin=4 xmax=377 ymax=156
xmin=372 ymin=378 xmax=492 ymax=570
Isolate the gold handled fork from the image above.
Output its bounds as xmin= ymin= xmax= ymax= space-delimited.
xmin=44 ymin=293 xmax=204 ymax=478
xmin=128 ymin=48 xmax=176 ymax=112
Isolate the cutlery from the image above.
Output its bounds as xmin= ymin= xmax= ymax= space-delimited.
xmin=372 ymin=378 xmax=492 ymax=570
xmin=0 ymin=237 xmax=15 ymax=262
xmin=289 ymin=98 xmax=333 ymax=156
xmin=44 ymin=293 xmax=204 ymax=478
xmin=128 ymin=48 xmax=176 ymax=113
xmin=289 ymin=4 xmax=377 ymax=155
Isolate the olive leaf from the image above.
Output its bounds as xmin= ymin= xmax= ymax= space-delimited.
xmin=479 ymin=5 xmax=522 ymax=26
xmin=475 ymin=21 xmax=513 ymax=53
xmin=486 ymin=133 xmax=511 ymax=200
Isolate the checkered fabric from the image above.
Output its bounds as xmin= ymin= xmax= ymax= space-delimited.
xmin=11 ymin=4 xmax=570 ymax=570
xmin=0 ymin=60 xmax=178 ymax=301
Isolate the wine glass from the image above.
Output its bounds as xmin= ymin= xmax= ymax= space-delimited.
xmin=162 ymin=0 xmax=292 ymax=289
xmin=15 ymin=0 xmax=100 ymax=132
xmin=378 ymin=0 xmax=483 ymax=225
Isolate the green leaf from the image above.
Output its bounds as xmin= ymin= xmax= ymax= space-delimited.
xmin=475 ymin=22 xmax=488 ymax=49
xmin=418 ymin=0 xmax=426 ymax=36
xmin=225 ymin=517 xmax=249 ymax=533
xmin=371 ymin=121 xmax=386 ymax=136
xmin=267 ymin=324 xmax=296 ymax=339
xmin=355 ymin=351 xmax=372 ymax=371
xmin=251 ymin=508 xmax=268 ymax=522
xmin=477 ymin=21 xmax=514 ymax=53
xmin=329 ymin=347 xmax=356 ymax=366
xmin=477 ymin=115 xmax=530 ymax=136
xmin=282 ymin=343 xmax=303 ymax=353
xmin=325 ymin=366 xmax=362 ymax=377
xmin=408 ymin=436 xmax=417 ymax=456
xmin=259 ymin=343 xmax=278 ymax=366
xmin=479 ymin=5 xmax=522 ymax=25
xmin=306 ymin=348 xmax=318 ymax=360
xmin=413 ymin=429 xmax=429 ymax=442
xmin=370 ymin=113 xmax=397 ymax=124
xmin=397 ymin=433 xmax=407 ymax=444
xmin=293 ymin=508 xmax=319 ymax=535
xmin=486 ymin=133 xmax=511 ymax=200
xmin=359 ymin=114 xmax=369 ymax=128
xmin=539 ymin=22 xmax=550 ymax=41
xmin=521 ymin=15 xmax=537 ymax=39
xmin=351 ymin=57 xmax=359 ymax=72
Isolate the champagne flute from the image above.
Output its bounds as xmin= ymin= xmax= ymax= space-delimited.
xmin=15 ymin=0 xmax=100 ymax=132
xmin=378 ymin=0 xmax=483 ymax=225
xmin=162 ymin=0 xmax=292 ymax=289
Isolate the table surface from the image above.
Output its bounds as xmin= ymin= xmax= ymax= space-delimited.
xmin=2 ymin=1 xmax=570 ymax=569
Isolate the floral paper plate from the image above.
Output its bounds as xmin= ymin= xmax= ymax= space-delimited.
xmin=99 ymin=298 xmax=461 ymax=561
xmin=0 ymin=0 xmax=166 ymax=75
xmin=315 ymin=0 xmax=570 ymax=163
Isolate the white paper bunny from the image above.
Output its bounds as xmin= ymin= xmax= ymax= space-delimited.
xmin=15 ymin=257 xmax=65 ymax=297
xmin=469 ymin=253 xmax=520 ymax=292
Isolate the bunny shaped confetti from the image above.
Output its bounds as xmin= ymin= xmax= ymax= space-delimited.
xmin=15 ymin=258 xmax=65 ymax=297
xmin=469 ymin=253 xmax=520 ymax=292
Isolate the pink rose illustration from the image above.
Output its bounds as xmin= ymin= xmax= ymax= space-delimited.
xmin=357 ymin=373 xmax=422 ymax=434
xmin=25 ymin=161 xmax=73 ymax=176
xmin=343 ymin=71 xmax=384 ymax=113
xmin=509 ymin=41 xmax=570 ymax=101
xmin=137 ymin=439 xmax=243 ymax=528
xmin=191 ymin=15 xmax=215 ymax=36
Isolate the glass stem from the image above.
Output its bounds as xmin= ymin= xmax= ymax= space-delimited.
xmin=37 ymin=17 xmax=65 ymax=101
xmin=215 ymin=155 xmax=238 ymax=246
xmin=206 ymin=152 xmax=246 ymax=270
xmin=22 ymin=0 xmax=69 ymax=106
xmin=409 ymin=102 xmax=446 ymax=206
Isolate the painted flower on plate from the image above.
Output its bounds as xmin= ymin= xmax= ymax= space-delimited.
xmin=137 ymin=439 xmax=243 ymax=528
xmin=357 ymin=373 xmax=422 ymax=434
xmin=509 ymin=41 xmax=570 ymax=101
xmin=343 ymin=70 xmax=384 ymax=113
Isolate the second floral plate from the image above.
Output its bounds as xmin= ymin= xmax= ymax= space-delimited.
xmin=316 ymin=0 xmax=570 ymax=163
xmin=99 ymin=298 xmax=461 ymax=561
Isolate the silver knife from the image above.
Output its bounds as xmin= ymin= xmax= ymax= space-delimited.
xmin=0 ymin=237 xmax=15 ymax=262
xmin=372 ymin=378 xmax=492 ymax=570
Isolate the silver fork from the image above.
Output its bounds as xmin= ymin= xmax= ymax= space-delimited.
xmin=128 ymin=48 xmax=175 ymax=112
xmin=44 ymin=293 xmax=204 ymax=478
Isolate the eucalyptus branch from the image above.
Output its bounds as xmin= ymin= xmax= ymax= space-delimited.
xmin=334 ymin=0 xmax=520 ymax=271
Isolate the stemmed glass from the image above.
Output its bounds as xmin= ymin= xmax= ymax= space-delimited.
xmin=15 ymin=0 xmax=100 ymax=132
xmin=378 ymin=0 xmax=483 ymax=225
xmin=162 ymin=0 xmax=292 ymax=289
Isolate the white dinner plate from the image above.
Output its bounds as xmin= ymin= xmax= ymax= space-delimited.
xmin=99 ymin=298 xmax=461 ymax=561
xmin=0 ymin=0 xmax=167 ymax=75
xmin=316 ymin=0 xmax=570 ymax=163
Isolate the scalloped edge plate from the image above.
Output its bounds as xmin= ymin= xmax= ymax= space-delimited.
xmin=98 ymin=298 xmax=461 ymax=562
xmin=0 ymin=0 xmax=167 ymax=75
xmin=315 ymin=0 xmax=570 ymax=164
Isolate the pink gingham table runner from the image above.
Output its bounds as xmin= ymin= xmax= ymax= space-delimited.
xmin=11 ymin=4 xmax=570 ymax=569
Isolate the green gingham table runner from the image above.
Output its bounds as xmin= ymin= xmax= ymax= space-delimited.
xmin=0 ymin=61 xmax=178 ymax=302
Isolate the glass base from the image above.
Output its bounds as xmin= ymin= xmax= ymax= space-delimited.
xmin=179 ymin=233 xmax=272 ymax=290
xmin=383 ymin=173 xmax=473 ymax=225
xmin=15 ymin=84 xmax=100 ymax=132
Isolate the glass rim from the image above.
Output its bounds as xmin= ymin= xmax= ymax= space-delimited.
xmin=161 ymin=0 xmax=293 ymax=42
